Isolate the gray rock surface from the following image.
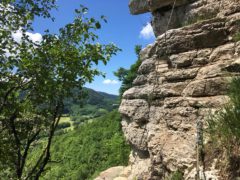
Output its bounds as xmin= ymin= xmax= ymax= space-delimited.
xmin=120 ymin=0 xmax=240 ymax=179
xmin=96 ymin=0 xmax=240 ymax=179
xmin=129 ymin=0 xmax=195 ymax=15
xmin=130 ymin=0 xmax=240 ymax=36
xmin=94 ymin=166 xmax=126 ymax=180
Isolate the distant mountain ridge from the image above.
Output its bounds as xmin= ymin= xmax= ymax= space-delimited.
xmin=63 ymin=87 xmax=119 ymax=120
xmin=95 ymin=90 xmax=119 ymax=100
xmin=84 ymin=87 xmax=118 ymax=107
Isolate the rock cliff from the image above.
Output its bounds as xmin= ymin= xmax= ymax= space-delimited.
xmin=96 ymin=0 xmax=240 ymax=179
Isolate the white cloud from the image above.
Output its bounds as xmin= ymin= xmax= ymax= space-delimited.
xmin=12 ymin=30 xmax=22 ymax=43
xmin=12 ymin=30 xmax=42 ymax=43
xmin=26 ymin=32 xmax=42 ymax=42
xmin=4 ymin=30 xmax=42 ymax=57
xmin=139 ymin=23 xmax=155 ymax=39
xmin=103 ymin=79 xmax=119 ymax=85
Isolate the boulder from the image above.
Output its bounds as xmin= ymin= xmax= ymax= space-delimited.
xmin=129 ymin=0 xmax=195 ymax=15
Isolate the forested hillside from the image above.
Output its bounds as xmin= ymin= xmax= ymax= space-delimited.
xmin=63 ymin=88 xmax=119 ymax=125
xmin=37 ymin=111 xmax=130 ymax=180
xmin=27 ymin=89 xmax=130 ymax=179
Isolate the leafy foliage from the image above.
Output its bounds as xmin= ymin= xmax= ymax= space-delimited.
xmin=38 ymin=111 xmax=130 ymax=180
xmin=233 ymin=31 xmax=240 ymax=42
xmin=170 ymin=170 xmax=184 ymax=180
xmin=56 ymin=122 xmax=71 ymax=130
xmin=207 ymin=78 xmax=240 ymax=151
xmin=114 ymin=45 xmax=142 ymax=96
xmin=0 ymin=1 xmax=119 ymax=179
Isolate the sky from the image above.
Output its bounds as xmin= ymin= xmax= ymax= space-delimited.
xmin=31 ymin=0 xmax=155 ymax=95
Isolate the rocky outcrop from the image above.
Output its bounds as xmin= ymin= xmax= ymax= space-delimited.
xmin=130 ymin=0 xmax=240 ymax=37
xmin=95 ymin=166 xmax=129 ymax=180
xmin=95 ymin=0 xmax=240 ymax=179
xmin=129 ymin=0 xmax=194 ymax=15
xmin=118 ymin=0 xmax=240 ymax=179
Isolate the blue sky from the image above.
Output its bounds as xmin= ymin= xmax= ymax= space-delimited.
xmin=32 ymin=0 xmax=155 ymax=95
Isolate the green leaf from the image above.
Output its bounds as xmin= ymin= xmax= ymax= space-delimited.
xmin=95 ymin=22 xmax=101 ymax=29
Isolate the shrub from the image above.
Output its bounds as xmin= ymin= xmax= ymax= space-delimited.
xmin=73 ymin=120 xmax=83 ymax=129
xmin=56 ymin=122 xmax=71 ymax=130
xmin=54 ymin=129 xmax=66 ymax=136
xmin=71 ymin=115 xmax=89 ymax=122
xmin=114 ymin=45 xmax=142 ymax=96
xmin=233 ymin=32 xmax=240 ymax=42
xmin=170 ymin=170 xmax=184 ymax=180
xmin=207 ymin=78 xmax=240 ymax=151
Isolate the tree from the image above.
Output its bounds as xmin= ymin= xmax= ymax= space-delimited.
xmin=0 ymin=1 xmax=119 ymax=179
xmin=114 ymin=67 xmax=128 ymax=82
xmin=114 ymin=45 xmax=142 ymax=96
xmin=41 ymin=111 xmax=130 ymax=180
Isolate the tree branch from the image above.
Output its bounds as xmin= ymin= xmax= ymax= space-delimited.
xmin=0 ymin=86 xmax=16 ymax=113
xmin=26 ymin=102 xmax=63 ymax=180
xmin=8 ymin=111 xmax=22 ymax=178
xmin=19 ymin=129 xmax=41 ymax=177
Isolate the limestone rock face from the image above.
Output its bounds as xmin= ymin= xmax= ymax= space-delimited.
xmin=94 ymin=166 xmax=127 ymax=180
xmin=129 ymin=0 xmax=193 ymax=15
xmin=130 ymin=0 xmax=240 ymax=37
xmin=118 ymin=0 xmax=240 ymax=179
